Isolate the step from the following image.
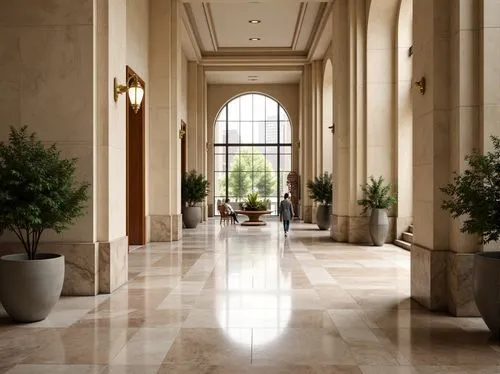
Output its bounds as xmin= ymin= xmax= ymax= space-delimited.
xmin=408 ymin=225 xmax=413 ymax=233
xmin=402 ymin=231 xmax=413 ymax=243
xmin=394 ymin=239 xmax=411 ymax=251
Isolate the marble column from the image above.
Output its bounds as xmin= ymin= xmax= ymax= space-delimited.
xmin=187 ymin=62 xmax=208 ymax=221
xmin=149 ymin=0 xmax=183 ymax=241
xmin=301 ymin=64 xmax=314 ymax=223
xmin=330 ymin=0 xmax=370 ymax=244
xmin=411 ymin=0 xmax=452 ymax=312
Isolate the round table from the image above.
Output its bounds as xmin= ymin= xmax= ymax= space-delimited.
xmin=235 ymin=210 xmax=272 ymax=226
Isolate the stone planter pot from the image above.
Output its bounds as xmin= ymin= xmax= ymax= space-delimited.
xmin=0 ymin=253 xmax=65 ymax=323
xmin=316 ymin=204 xmax=332 ymax=230
xmin=183 ymin=206 xmax=201 ymax=228
xmin=369 ymin=208 xmax=389 ymax=246
xmin=473 ymin=252 xmax=500 ymax=335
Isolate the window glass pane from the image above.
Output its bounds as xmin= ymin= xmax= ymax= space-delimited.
xmin=279 ymin=121 xmax=292 ymax=143
xmin=253 ymin=121 xmax=265 ymax=143
xmin=214 ymin=172 xmax=227 ymax=197
xmin=240 ymin=94 xmax=253 ymax=121
xmin=240 ymin=146 xmax=252 ymax=154
xmin=214 ymin=154 xmax=226 ymax=171
xmin=240 ymin=121 xmax=252 ymax=144
xmin=252 ymin=154 xmax=266 ymax=172
xmin=266 ymin=154 xmax=278 ymax=171
xmin=252 ymin=146 xmax=266 ymax=154
xmin=253 ymin=94 xmax=266 ymax=121
xmin=280 ymin=154 xmax=292 ymax=171
xmin=228 ymin=121 xmax=239 ymax=143
xmin=228 ymin=98 xmax=240 ymax=121
xmin=228 ymin=170 xmax=251 ymax=200
xmin=266 ymin=121 xmax=278 ymax=143
xmin=279 ymin=106 xmax=289 ymax=121
xmin=228 ymin=146 xmax=239 ymax=154
xmin=280 ymin=145 xmax=292 ymax=154
xmin=266 ymin=146 xmax=278 ymax=154
xmin=227 ymin=153 xmax=239 ymax=170
xmin=216 ymin=107 xmax=226 ymax=121
xmin=214 ymin=145 xmax=226 ymax=155
xmin=215 ymin=121 xmax=226 ymax=143
xmin=265 ymin=97 xmax=278 ymax=121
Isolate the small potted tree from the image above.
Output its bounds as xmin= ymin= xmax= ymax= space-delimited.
xmin=441 ymin=135 xmax=500 ymax=335
xmin=0 ymin=126 xmax=89 ymax=322
xmin=181 ymin=169 xmax=209 ymax=229
xmin=306 ymin=172 xmax=333 ymax=230
xmin=357 ymin=176 xmax=397 ymax=246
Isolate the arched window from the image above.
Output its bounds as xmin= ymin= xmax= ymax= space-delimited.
xmin=214 ymin=93 xmax=292 ymax=214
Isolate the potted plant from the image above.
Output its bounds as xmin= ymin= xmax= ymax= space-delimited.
xmin=357 ymin=176 xmax=397 ymax=246
xmin=441 ymin=135 xmax=500 ymax=335
xmin=306 ymin=172 xmax=333 ymax=230
xmin=241 ymin=192 xmax=267 ymax=211
xmin=181 ymin=169 xmax=209 ymax=229
xmin=0 ymin=126 xmax=89 ymax=323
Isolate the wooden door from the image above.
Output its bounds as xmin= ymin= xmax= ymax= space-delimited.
xmin=126 ymin=66 xmax=146 ymax=245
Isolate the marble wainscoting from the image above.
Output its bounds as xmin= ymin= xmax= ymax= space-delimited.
xmin=411 ymin=244 xmax=448 ymax=311
xmin=150 ymin=214 xmax=183 ymax=242
xmin=447 ymin=252 xmax=480 ymax=317
xmin=331 ymin=214 xmax=348 ymax=241
xmin=0 ymin=242 xmax=98 ymax=296
xmin=331 ymin=215 xmax=396 ymax=244
xmin=98 ymin=236 xmax=129 ymax=294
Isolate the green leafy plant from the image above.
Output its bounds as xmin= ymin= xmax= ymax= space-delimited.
xmin=441 ymin=136 xmax=500 ymax=244
xmin=241 ymin=192 xmax=267 ymax=211
xmin=0 ymin=126 xmax=90 ymax=260
xmin=306 ymin=172 xmax=333 ymax=205
xmin=357 ymin=176 xmax=397 ymax=214
xmin=182 ymin=169 xmax=209 ymax=207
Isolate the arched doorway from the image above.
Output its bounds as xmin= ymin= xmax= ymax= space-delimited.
xmin=323 ymin=59 xmax=333 ymax=174
xmin=213 ymin=93 xmax=293 ymax=214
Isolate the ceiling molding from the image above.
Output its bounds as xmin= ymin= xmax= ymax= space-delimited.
xmin=200 ymin=55 xmax=309 ymax=67
xmin=181 ymin=5 xmax=202 ymax=61
xmin=291 ymin=2 xmax=307 ymax=51
xmin=204 ymin=65 xmax=303 ymax=73
xmin=203 ymin=3 xmax=219 ymax=51
xmin=307 ymin=2 xmax=332 ymax=60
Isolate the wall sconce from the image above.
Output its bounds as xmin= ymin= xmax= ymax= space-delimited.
xmin=114 ymin=75 xmax=144 ymax=114
xmin=179 ymin=121 xmax=186 ymax=139
xmin=328 ymin=123 xmax=335 ymax=134
xmin=415 ymin=77 xmax=426 ymax=95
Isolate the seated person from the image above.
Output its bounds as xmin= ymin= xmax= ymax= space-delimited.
xmin=224 ymin=198 xmax=239 ymax=223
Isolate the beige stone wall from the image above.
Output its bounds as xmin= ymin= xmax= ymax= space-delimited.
xmin=0 ymin=0 xmax=94 ymax=243
xmin=180 ymin=53 xmax=189 ymax=123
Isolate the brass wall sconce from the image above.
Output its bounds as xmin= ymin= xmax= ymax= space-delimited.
xmin=114 ymin=75 xmax=144 ymax=114
xmin=179 ymin=121 xmax=186 ymax=139
xmin=415 ymin=77 xmax=426 ymax=95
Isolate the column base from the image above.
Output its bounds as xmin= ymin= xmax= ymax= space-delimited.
xmin=0 ymin=238 xmax=128 ymax=296
xmin=303 ymin=205 xmax=313 ymax=223
xmin=447 ymin=251 xmax=479 ymax=316
xmin=331 ymin=215 xmax=396 ymax=244
xmin=150 ymin=214 xmax=183 ymax=241
xmin=411 ymin=244 xmax=448 ymax=311
xmin=98 ymin=236 xmax=128 ymax=294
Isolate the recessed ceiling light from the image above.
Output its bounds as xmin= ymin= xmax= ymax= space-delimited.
xmin=249 ymin=37 xmax=260 ymax=41
xmin=249 ymin=20 xmax=261 ymax=24
xmin=248 ymin=78 xmax=258 ymax=81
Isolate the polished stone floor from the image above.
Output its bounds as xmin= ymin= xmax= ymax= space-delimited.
xmin=0 ymin=219 xmax=498 ymax=373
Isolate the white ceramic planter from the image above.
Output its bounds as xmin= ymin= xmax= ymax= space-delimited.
xmin=0 ymin=253 xmax=64 ymax=323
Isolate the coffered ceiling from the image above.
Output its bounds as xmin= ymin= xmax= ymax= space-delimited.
xmin=180 ymin=0 xmax=333 ymax=84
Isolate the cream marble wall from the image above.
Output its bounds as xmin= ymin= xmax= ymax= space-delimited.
xmin=0 ymin=0 xmax=94 ymax=243
xmin=181 ymin=53 xmax=189 ymax=123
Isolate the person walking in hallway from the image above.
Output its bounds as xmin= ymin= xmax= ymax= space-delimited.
xmin=279 ymin=193 xmax=294 ymax=237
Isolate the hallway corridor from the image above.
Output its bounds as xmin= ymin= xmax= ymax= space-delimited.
xmin=0 ymin=220 xmax=498 ymax=373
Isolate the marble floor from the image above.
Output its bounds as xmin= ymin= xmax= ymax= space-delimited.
xmin=0 ymin=219 xmax=498 ymax=373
